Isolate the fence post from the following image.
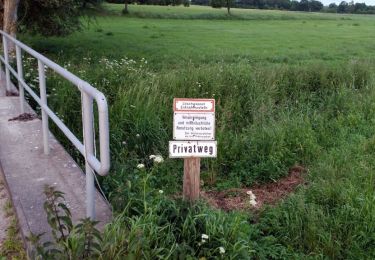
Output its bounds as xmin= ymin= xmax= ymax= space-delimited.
xmin=38 ymin=60 xmax=50 ymax=155
xmin=183 ymin=158 xmax=201 ymax=202
xmin=82 ymin=91 xmax=96 ymax=219
xmin=3 ymin=35 xmax=11 ymax=93
xmin=16 ymin=45 xmax=25 ymax=113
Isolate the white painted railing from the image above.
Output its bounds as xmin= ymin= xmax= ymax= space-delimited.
xmin=0 ymin=30 xmax=110 ymax=219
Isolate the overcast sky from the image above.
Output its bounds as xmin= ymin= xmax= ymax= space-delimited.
xmin=320 ymin=0 xmax=375 ymax=5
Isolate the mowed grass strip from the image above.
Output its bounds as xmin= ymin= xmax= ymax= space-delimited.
xmin=105 ymin=3 xmax=370 ymax=20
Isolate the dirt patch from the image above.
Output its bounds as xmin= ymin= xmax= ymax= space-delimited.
xmin=8 ymin=113 xmax=38 ymax=122
xmin=5 ymin=90 xmax=18 ymax=97
xmin=202 ymin=165 xmax=307 ymax=211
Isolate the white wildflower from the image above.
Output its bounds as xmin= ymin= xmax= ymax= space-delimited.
xmin=250 ymin=199 xmax=257 ymax=207
xmin=201 ymin=234 xmax=209 ymax=240
xmin=137 ymin=163 xmax=145 ymax=169
xmin=136 ymin=134 xmax=140 ymax=137
xmin=158 ymin=190 xmax=163 ymax=194
xmin=154 ymin=155 xmax=164 ymax=164
xmin=246 ymin=190 xmax=256 ymax=201
xmin=149 ymin=154 xmax=163 ymax=163
xmin=219 ymin=247 xmax=225 ymax=254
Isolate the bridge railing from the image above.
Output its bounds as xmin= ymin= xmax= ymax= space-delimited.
xmin=0 ymin=31 xmax=110 ymax=219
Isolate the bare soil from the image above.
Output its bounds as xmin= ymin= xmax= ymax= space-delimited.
xmin=201 ymin=165 xmax=307 ymax=211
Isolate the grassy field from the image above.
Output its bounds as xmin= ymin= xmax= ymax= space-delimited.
xmin=21 ymin=4 xmax=375 ymax=259
xmin=23 ymin=4 xmax=375 ymax=67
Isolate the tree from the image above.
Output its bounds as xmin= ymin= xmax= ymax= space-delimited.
xmin=309 ymin=0 xmax=323 ymax=11
xmin=123 ymin=0 xmax=133 ymax=14
xmin=328 ymin=2 xmax=337 ymax=8
xmin=354 ymin=2 xmax=367 ymax=13
xmin=290 ymin=0 xmax=299 ymax=10
xmin=0 ymin=0 xmax=101 ymax=38
xmin=224 ymin=0 xmax=234 ymax=14
xmin=328 ymin=2 xmax=338 ymax=12
xmin=211 ymin=0 xmax=223 ymax=8
xmin=337 ymin=1 xmax=349 ymax=13
xmin=210 ymin=0 xmax=233 ymax=14
xmin=0 ymin=0 xmax=20 ymax=38
xmin=298 ymin=0 xmax=309 ymax=11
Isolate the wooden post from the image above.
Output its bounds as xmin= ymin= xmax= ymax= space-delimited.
xmin=183 ymin=158 xmax=201 ymax=201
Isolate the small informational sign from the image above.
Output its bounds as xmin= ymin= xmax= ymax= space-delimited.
xmin=173 ymin=98 xmax=215 ymax=141
xmin=174 ymin=99 xmax=215 ymax=112
xmin=173 ymin=113 xmax=215 ymax=140
xmin=170 ymin=98 xmax=217 ymax=202
xmin=169 ymin=141 xmax=217 ymax=158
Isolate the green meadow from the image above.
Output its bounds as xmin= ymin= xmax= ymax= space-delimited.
xmin=24 ymin=4 xmax=375 ymax=67
xmin=22 ymin=4 xmax=375 ymax=259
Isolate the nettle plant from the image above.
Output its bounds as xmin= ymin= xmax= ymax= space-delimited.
xmin=27 ymin=185 xmax=102 ymax=259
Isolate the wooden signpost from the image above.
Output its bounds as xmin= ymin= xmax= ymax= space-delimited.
xmin=169 ymin=98 xmax=217 ymax=202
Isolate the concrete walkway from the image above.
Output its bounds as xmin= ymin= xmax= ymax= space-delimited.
xmin=0 ymin=73 xmax=112 ymax=255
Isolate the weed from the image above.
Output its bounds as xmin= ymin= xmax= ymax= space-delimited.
xmin=0 ymin=185 xmax=26 ymax=259
xmin=28 ymin=185 xmax=102 ymax=259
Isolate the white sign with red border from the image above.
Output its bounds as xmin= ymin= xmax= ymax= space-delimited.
xmin=174 ymin=98 xmax=215 ymax=113
xmin=173 ymin=98 xmax=215 ymax=141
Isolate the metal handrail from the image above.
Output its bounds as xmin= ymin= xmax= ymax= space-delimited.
xmin=0 ymin=30 xmax=110 ymax=219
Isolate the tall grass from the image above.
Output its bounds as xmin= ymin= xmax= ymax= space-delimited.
xmin=261 ymin=139 xmax=375 ymax=258
xmin=38 ymin=57 xmax=375 ymax=187
xmin=22 ymin=52 xmax=375 ymax=258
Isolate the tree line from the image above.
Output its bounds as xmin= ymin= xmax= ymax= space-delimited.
xmin=326 ymin=1 xmax=375 ymax=14
xmin=108 ymin=0 xmax=375 ymax=15
xmin=207 ymin=0 xmax=324 ymax=12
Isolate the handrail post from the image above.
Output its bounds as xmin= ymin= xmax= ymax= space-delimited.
xmin=38 ymin=60 xmax=50 ymax=155
xmin=3 ymin=35 xmax=11 ymax=93
xmin=16 ymin=45 xmax=25 ymax=113
xmin=82 ymin=92 xmax=95 ymax=219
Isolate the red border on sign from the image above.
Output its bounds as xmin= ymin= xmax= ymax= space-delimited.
xmin=173 ymin=98 xmax=215 ymax=112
